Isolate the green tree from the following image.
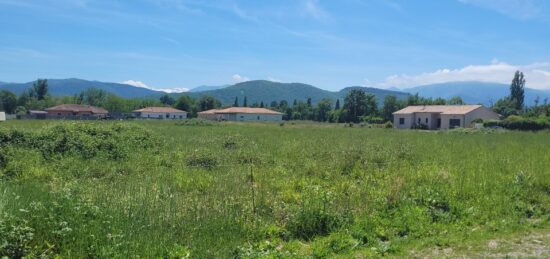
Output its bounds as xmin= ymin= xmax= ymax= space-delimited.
xmin=381 ymin=95 xmax=400 ymax=122
xmin=335 ymin=99 xmax=341 ymax=110
xmin=447 ymin=96 xmax=465 ymax=105
xmin=160 ymin=94 xmax=176 ymax=105
xmin=260 ymin=101 xmax=264 ymax=108
xmin=510 ymin=70 xmax=525 ymax=110
xmin=0 ymin=90 xmax=17 ymax=113
xmin=493 ymin=97 xmax=518 ymax=117
xmin=32 ymin=79 xmax=49 ymax=101
xmin=77 ymin=88 xmax=108 ymax=107
xmin=343 ymin=89 xmax=377 ymax=123
xmin=175 ymin=95 xmax=195 ymax=112
xmin=233 ymin=96 xmax=239 ymax=107
xmin=243 ymin=96 xmax=248 ymax=107
xmin=270 ymin=101 xmax=278 ymax=108
xmin=315 ymin=98 xmax=332 ymax=122
xmin=198 ymin=96 xmax=221 ymax=111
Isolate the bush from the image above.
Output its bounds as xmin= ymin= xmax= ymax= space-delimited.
xmin=185 ymin=153 xmax=218 ymax=170
xmin=175 ymin=119 xmax=216 ymax=126
xmin=384 ymin=121 xmax=393 ymax=129
xmin=484 ymin=116 xmax=550 ymax=131
xmin=286 ymin=207 xmax=343 ymax=240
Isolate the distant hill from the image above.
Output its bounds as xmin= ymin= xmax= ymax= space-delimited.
xmin=403 ymin=81 xmax=550 ymax=106
xmin=0 ymin=78 xmax=165 ymax=98
xmin=182 ymin=80 xmax=409 ymax=106
xmin=189 ymin=85 xmax=228 ymax=92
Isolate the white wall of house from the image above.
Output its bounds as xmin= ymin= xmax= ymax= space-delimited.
xmin=464 ymin=107 xmax=500 ymax=126
xmin=393 ymin=114 xmax=413 ymax=129
xmin=220 ymin=113 xmax=283 ymax=121
xmin=0 ymin=112 xmax=5 ymax=121
xmin=138 ymin=112 xmax=187 ymax=119
xmin=440 ymin=114 xmax=465 ymax=129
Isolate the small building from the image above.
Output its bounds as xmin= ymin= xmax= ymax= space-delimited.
xmin=197 ymin=109 xmax=223 ymax=120
xmin=393 ymin=105 xmax=500 ymax=130
xmin=45 ymin=104 xmax=108 ymax=119
xmin=0 ymin=112 xmax=5 ymax=122
xmin=199 ymin=107 xmax=283 ymax=121
xmin=29 ymin=110 xmax=48 ymax=119
xmin=133 ymin=107 xmax=187 ymax=119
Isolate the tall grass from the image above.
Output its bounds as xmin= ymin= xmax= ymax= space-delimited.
xmin=1 ymin=120 xmax=549 ymax=257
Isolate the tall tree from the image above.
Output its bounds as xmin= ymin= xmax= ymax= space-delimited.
xmin=175 ymin=95 xmax=195 ymax=112
xmin=0 ymin=90 xmax=17 ymax=114
xmin=315 ymin=98 xmax=332 ymax=122
xmin=243 ymin=96 xmax=248 ymax=107
xmin=233 ymin=96 xmax=239 ymax=107
xmin=260 ymin=101 xmax=264 ymax=108
xmin=77 ymin=87 xmax=108 ymax=107
xmin=382 ymin=95 xmax=400 ymax=122
xmin=510 ymin=70 xmax=525 ymax=110
xmin=160 ymin=94 xmax=175 ymax=105
xmin=447 ymin=96 xmax=465 ymax=105
xmin=343 ymin=89 xmax=378 ymax=123
xmin=32 ymin=79 xmax=49 ymax=101
xmin=335 ymin=99 xmax=341 ymax=110
xmin=198 ymin=96 xmax=221 ymax=111
xmin=307 ymin=97 xmax=312 ymax=107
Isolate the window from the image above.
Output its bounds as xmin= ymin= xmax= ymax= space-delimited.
xmin=449 ymin=119 xmax=461 ymax=128
xmin=418 ymin=118 xmax=421 ymax=123
xmin=257 ymin=116 xmax=260 ymax=120
xmin=166 ymin=113 xmax=170 ymax=118
xmin=437 ymin=118 xmax=441 ymax=128
xmin=399 ymin=118 xmax=405 ymax=125
xmin=425 ymin=118 xmax=428 ymax=124
xmin=179 ymin=115 xmax=183 ymax=119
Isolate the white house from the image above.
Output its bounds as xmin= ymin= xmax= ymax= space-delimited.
xmin=133 ymin=107 xmax=187 ymax=119
xmin=198 ymin=107 xmax=283 ymax=121
xmin=0 ymin=112 xmax=5 ymax=122
xmin=393 ymin=105 xmax=500 ymax=130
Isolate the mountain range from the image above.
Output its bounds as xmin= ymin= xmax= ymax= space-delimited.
xmin=181 ymin=80 xmax=409 ymax=106
xmin=1 ymin=78 xmax=550 ymax=107
xmin=403 ymin=81 xmax=550 ymax=106
xmin=0 ymin=78 xmax=165 ymax=98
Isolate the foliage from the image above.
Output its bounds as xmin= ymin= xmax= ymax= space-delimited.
xmin=343 ymin=89 xmax=378 ymax=123
xmin=484 ymin=115 xmax=550 ymax=131
xmin=31 ymin=79 xmax=49 ymax=101
xmin=510 ymin=71 xmax=526 ymax=110
xmin=0 ymin=90 xmax=17 ymax=113
xmin=1 ymin=119 xmax=549 ymax=258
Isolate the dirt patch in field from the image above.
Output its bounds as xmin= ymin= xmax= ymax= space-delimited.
xmin=407 ymin=229 xmax=550 ymax=258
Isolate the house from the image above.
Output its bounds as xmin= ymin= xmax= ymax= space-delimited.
xmin=0 ymin=112 xmax=5 ymax=122
xmin=133 ymin=107 xmax=187 ymax=119
xmin=393 ymin=105 xmax=499 ymax=130
xmin=198 ymin=107 xmax=283 ymax=121
xmin=45 ymin=104 xmax=108 ymax=119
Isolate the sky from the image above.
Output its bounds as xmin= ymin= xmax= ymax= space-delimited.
xmin=1 ymin=0 xmax=550 ymax=92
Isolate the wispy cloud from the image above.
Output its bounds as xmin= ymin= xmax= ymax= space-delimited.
xmin=232 ymin=74 xmax=250 ymax=83
xmin=122 ymin=80 xmax=189 ymax=93
xmin=377 ymin=60 xmax=550 ymax=89
xmin=458 ymin=0 xmax=549 ymax=21
xmin=303 ymin=0 xmax=330 ymax=21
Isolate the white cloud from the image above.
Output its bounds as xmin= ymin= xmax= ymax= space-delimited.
xmin=267 ymin=77 xmax=282 ymax=82
xmin=377 ymin=61 xmax=550 ymax=89
xmin=121 ymin=80 xmax=189 ymax=93
xmin=232 ymin=74 xmax=250 ymax=83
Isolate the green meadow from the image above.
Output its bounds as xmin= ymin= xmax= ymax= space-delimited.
xmin=1 ymin=120 xmax=549 ymax=258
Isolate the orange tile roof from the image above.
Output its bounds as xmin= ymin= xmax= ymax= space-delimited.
xmin=133 ymin=107 xmax=186 ymax=113
xmin=213 ymin=107 xmax=283 ymax=115
xmin=393 ymin=105 xmax=483 ymax=115
xmin=45 ymin=104 xmax=108 ymax=114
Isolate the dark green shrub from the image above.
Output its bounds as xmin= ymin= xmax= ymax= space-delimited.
xmin=384 ymin=121 xmax=393 ymax=128
xmin=175 ymin=119 xmax=215 ymax=126
xmin=0 ymin=215 xmax=35 ymax=258
xmin=484 ymin=116 xmax=550 ymax=131
xmin=185 ymin=153 xmax=218 ymax=170
xmin=286 ymin=207 xmax=342 ymax=240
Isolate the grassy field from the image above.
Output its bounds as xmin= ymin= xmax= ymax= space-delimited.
xmin=1 ymin=120 xmax=549 ymax=258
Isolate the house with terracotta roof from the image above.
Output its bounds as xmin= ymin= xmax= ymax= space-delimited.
xmin=133 ymin=107 xmax=187 ymax=119
xmin=392 ymin=105 xmax=500 ymax=130
xmin=198 ymin=107 xmax=283 ymax=121
xmin=45 ymin=104 xmax=108 ymax=119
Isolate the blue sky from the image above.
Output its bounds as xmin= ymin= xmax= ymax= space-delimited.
xmin=1 ymin=0 xmax=550 ymax=91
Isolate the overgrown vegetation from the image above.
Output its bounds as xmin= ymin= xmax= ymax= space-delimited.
xmin=1 ymin=120 xmax=549 ymax=257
